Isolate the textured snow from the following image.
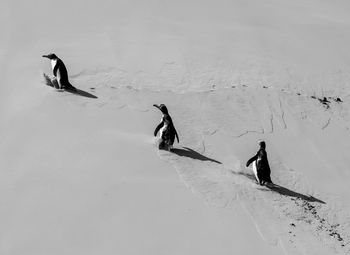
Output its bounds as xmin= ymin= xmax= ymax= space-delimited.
xmin=1 ymin=0 xmax=350 ymax=254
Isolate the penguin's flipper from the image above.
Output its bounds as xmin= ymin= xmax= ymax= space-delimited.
xmin=246 ymin=154 xmax=258 ymax=167
xmin=57 ymin=78 xmax=64 ymax=90
xmin=154 ymin=122 xmax=164 ymax=137
xmin=174 ymin=128 xmax=179 ymax=143
xmin=53 ymin=63 xmax=58 ymax=77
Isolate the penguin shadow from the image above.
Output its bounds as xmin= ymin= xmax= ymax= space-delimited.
xmin=70 ymin=88 xmax=98 ymax=99
xmin=171 ymin=147 xmax=222 ymax=164
xmin=236 ymin=172 xmax=326 ymax=204
xmin=43 ymin=73 xmax=97 ymax=99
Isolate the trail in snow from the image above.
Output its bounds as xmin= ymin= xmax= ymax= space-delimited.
xmin=59 ymin=71 xmax=350 ymax=255
xmin=153 ymin=86 xmax=350 ymax=255
xmin=158 ymin=145 xmax=350 ymax=254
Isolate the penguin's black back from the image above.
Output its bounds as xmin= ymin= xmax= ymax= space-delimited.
xmin=56 ymin=58 xmax=69 ymax=83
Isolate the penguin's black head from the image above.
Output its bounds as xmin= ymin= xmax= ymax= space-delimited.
xmin=153 ymin=104 xmax=168 ymax=115
xmin=259 ymin=140 xmax=266 ymax=149
xmin=42 ymin=53 xmax=58 ymax=60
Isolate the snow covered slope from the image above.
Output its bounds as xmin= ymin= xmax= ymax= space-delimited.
xmin=1 ymin=0 xmax=350 ymax=254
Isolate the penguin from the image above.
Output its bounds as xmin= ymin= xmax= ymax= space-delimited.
xmin=42 ymin=53 xmax=76 ymax=91
xmin=153 ymin=104 xmax=179 ymax=151
xmin=246 ymin=140 xmax=273 ymax=185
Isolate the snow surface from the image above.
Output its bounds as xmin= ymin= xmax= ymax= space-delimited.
xmin=1 ymin=0 xmax=350 ymax=254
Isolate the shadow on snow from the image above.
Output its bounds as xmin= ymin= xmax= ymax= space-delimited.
xmin=171 ymin=147 xmax=222 ymax=164
xmin=43 ymin=73 xmax=98 ymax=99
xmin=70 ymin=88 xmax=98 ymax=98
xmin=237 ymin=172 xmax=326 ymax=204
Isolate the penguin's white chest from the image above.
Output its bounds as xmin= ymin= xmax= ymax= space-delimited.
xmin=252 ymin=159 xmax=261 ymax=183
xmin=159 ymin=124 xmax=168 ymax=138
xmin=51 ymin=59 xmax=57 ymax=71
xmin=159 ymin=116 xmax=168 ymax=138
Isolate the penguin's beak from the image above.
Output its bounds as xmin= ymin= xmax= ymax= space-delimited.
xmin=153 ymin=104 xmax=160 ymax=110
xmin=42 ymin=55 xmax=49 ymax=58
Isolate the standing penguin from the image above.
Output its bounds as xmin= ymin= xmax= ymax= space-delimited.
xmin=42 ymin=53 xmax=76 ymax=91
xmin=153 ymin=104 xmax=179 ymax=151
xmin=246 ymin=140 xmax=273 ymax=185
